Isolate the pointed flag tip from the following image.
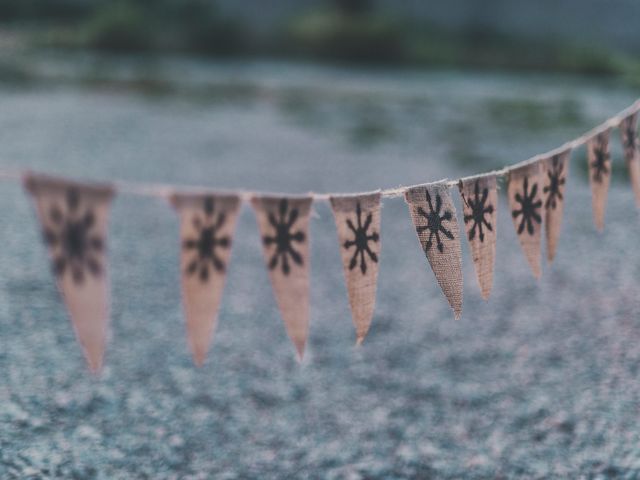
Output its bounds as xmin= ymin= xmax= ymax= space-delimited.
xmin=355 ymin=336 xmax=365 ymax=346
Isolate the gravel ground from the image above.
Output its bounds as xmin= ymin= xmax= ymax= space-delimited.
xmin=1 ymin=63 xmax=640 ymax=478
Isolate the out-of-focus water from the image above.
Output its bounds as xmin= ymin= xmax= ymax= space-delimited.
xmin=1 ymin=60 xmax=639 ymax=478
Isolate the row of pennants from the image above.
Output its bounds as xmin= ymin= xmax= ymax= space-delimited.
xmin=18 ymin=107 xmax=640 ymax=373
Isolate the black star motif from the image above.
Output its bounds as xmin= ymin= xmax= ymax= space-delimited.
xmin=590 ymin=138 xmax=610 ymax=183
xmin=183 ymin=196 xmax=230 ymax=283
xmin=415 ymin=189 xmax=454 ymax=253
xmin=623 ymin=120 xmax=638 ymax=153
xmin=512 ymin=176 xmax=542 ymax=236
xmin=43 ymin=188 xmax=103 ymax=285
xmin=461 ymin=180 xmax=494 ymax=242
xmin=543 ymin=156 xmax=566 ymax=210
xmin=343 ymin=202 xmax=379 ymax=274
xmin=263 ymin=199 xmax=305 ymax=275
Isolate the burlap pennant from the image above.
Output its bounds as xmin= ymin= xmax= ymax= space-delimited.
xmin=541 ymin=150 xmax=571 ymax=263
xmin=24 ymin=172 xmax=114 ymax=373
xmin=405 ymin=183 xmax=463 ymax=319
xmin=508 ymin=162 xmax=544 ymax=278
xmin=170 ymin=193 xmax=241 ymax=366
xmin=620 ymin=113 xmax=640 ymax=208
xmin=252 ymin=196 xmax=312 ymax=359
xmin=587 ymin=129 xmax=612 ymax=231
xmin=458 ymin=175 xmax=497 ymax=300
xmin=330 ymin=192 xmax=381 ymax=345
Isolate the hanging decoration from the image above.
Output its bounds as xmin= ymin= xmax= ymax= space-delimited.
xmin=251 ymin=196 xmax=313 ymax=359
xmin=330 ymin=192 xmax=382 ymax=345
xmin=458 ymin=175 xmax=498 ymax=299
xmin=508 ymin=161 xmax=544 ymax=278
xmin=405 ymin=182 xmax=463 ymax=319
xmin=587 ymin=129 xmax=612 ymax=231
xmin=541 ymin=150 xmax=571 ymax=263
xmin=620 ymin=112 xmax=640 ymax=207
xmin=24 ymin=172 xmax=115 ymax=373
xmin=7 ymin=99 xmax=640 ymax=370
xmin=170 ymin=192 xmax=241 ymax=366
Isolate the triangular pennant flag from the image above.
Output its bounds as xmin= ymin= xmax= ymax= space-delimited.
xmin=508 ymin=162 xmax=544 ymax=278
xmin=405 ymin=183 xmax=463 ymax=319
xmin=458 ymin=175 xmax=497 ymax=300
xmin=251 ymin=195 xmax=312 ymax=359
xmin=620 ymin=113 xmax=640 ymax=207
xmin=587 ymin=129 xmax=612 ymax=231
xmin=330 ymin=192 xmax=381 ymax=345
xmin=170 ymin=193 xmax=241 ymax=366
xmin=541 ymin=150 xmax=571 ymax=262
xmin=24 ymin=173 xmax=115 ymax=373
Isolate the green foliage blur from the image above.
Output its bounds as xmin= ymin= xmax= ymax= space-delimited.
xmin=0 ymin=0 xmax=638 ymax=81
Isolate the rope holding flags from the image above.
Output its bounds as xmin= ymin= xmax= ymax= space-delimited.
xmin=8 ymin=99 xmax=640 ymax=371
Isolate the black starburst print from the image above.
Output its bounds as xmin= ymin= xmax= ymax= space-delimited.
xmin=415 ymin=189 xmax=454 ymax=253
xmin=624 ymin=121 xmax=638 ymax=153
xmin=543 ymin=156 xmax=566 ymax=210
xmin=590 ymin=139 xmax=610 ymax=183
xmin=512 ymin=177 xmax=542 ymax=236
xmin=462 ymin=180 xmax=494 ymax=242
xmin=263 ymin=199 xmax=305 ymax=275
xmin=183 ymin=196 xmax=230 ymax=283
xmin=343 ymin=202 xmax=379 ymax=274
xmin=43 ymin=188 xmax=103 ymax=285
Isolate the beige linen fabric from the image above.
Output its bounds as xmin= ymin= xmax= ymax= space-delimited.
xmin=458 ymin=175 xmax=497 ymax=300
xmin=404 ymin=182 xmax=463 ymax=319
xmin=170 ymin=193 xmax=241 ymax=366
xmin=587 ymin=130 xmax=612 ymax=231
xmin=620 ymin=113 xmax=640 ymax=207
xmin=251 ymin=196 xmax=312 ymax=359
xmin=24 ymin=172 xmax=114 ymax=373
xmin=330 ymin=192 xmax=381 ymax=345
xmin=541 ymin=150 xmax=571 ymax=262
xmin=508 ymin=162 xmax=544 ymax=278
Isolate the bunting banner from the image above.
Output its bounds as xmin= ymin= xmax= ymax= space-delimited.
xmin=330 ymin=192 xmax=382 ymax=345
xmin=620 ymin=112 xmax=640 ymax=207
xmin=6 ymin=100 xmax=640 ymax=371
xmin=587 ymin=129 xmax=612 ymax=231
xmin=508 ymin=161 xmax=544 ymax=278
xmin=458 ymin=175 xmax=497 ymax=300
xmin=541 ymin=150 xmax=571 ymax=262
xmin=252 ymin=196 xmax=313 ymax=359
xmin=405 ymin=183 xmax=463 ymax=319
xmin=170 ymin=192 xmax=241 ymax=366
xmin=24 ymin=172 xmax=114 ymax=373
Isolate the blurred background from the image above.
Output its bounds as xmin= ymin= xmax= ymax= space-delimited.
xmin=2 ymin=1 xmax=640 ymax=479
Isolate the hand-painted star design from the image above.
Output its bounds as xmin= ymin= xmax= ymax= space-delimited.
xmin=462 ymin=180 xmax=494 ymax=242
xmin=263 ymin=199 xmax=305 ymax=275
xmin=43 ymin=188 xmax=103 ymax=285
xmin=343 ymin=202 xmax=379 ymax=274
xmin=183 ymin=196 xmax=230 ymax=283
xmin=512 ymin=176 xmax=542 ymax=235
xmin=590 ymin=138 xmax=610 ymax=183
xmin=543 ymin=156 xmax=566 ymax=210
xmin=415 ymin=189 xmax=454 ymax=253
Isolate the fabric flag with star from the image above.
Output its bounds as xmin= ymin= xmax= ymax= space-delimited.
xmin=330 ymin=192 xmax=382 ymax=345
xmin=251 ymin=195 xmax=313 ymax=359
xmin=508 ymin=161 xmax=544 ymax=278
xmin=405 ymin=182 xmax=463 ymax=319
xmin=587 ymin=129 xmax=612 ymax=231
xmin=458 ymin=175 xmax=498 ymax=300
xmin=620 ymin=112 xmax=640 ymax=208
xmin=170 ymin=192 xmax=241 ymax=366
xmin=541 ymin=150 xmax=571 ymax=262
xmin=23 ymin=172 xmax=115 ymax=373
